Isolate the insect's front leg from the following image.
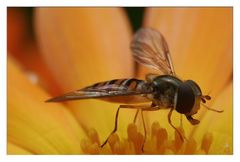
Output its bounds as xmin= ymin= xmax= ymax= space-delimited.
xmin=168 ymin=108 xmax=185 ymax=142
xmin=185 ymin=115 xmax=200 ymax=125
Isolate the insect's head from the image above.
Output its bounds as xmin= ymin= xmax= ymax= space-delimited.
xmin=175 ymin=80 xmax=223 ymax=125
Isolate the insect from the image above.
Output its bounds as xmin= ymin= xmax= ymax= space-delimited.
xmin=46 ymin=28 xmax=223 ymax=151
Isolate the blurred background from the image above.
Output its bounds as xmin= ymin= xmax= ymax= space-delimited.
xmin=7 ymin=7 xmax=145 ymax=96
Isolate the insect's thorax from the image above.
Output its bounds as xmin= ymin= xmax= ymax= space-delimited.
xmin=146 ymin=74 xmax=203 ymax=117
xmin=148 ymin=75 xmax=182 ymax=108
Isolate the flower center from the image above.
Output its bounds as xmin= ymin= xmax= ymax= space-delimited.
xmin=80 ymin=122 xmax=226 ymax=154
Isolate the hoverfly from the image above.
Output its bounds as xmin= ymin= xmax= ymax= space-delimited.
xmin=46 ymin=28 xmax=223 ymax=150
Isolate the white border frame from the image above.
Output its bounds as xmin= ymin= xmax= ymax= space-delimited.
xmin=1 ymin=0 xmax=239 ymax=162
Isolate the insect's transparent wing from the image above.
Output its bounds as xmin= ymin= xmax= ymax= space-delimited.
xmin=131 ymin=28 xmax=175 ymax=75
xmin=46 ymin=79 xmax=153 ymax=103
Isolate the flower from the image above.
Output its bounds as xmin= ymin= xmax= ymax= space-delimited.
xmin=7 ymin=7 xmax=232 ymax=154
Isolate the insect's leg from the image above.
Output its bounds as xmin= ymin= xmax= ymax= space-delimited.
xmin=125 ymin=103 xmax=159 ymax=123
xmin=185 ymin=115 xmax=200 ymax=125
xmin=101 ymin=106 xmax=121 ymax=148
xmin=101 ymin=104 xmax=150 ymax=148
xmin=141 ymin=109 xmax=147 ymax=153
xmin=133 ymin=109 xmax=140 ymax=123
xmin=168 ymin=108 xmax=184 ymax=142
xmin=119 ymin=104 xmax=151 ymax=109
xmin=101 ymin=104 xmax=158 ymax=148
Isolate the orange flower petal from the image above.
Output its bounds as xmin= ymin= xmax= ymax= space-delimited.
xmin=143 ymin=8 xmax=232 ymax=98
xmin=35 ymin=8 xmax=134 ymax=88
xmin=8 ymin=57 xmax=86 ymax=154
xmin=35 ymin=8 xmax=135 ymax=140
xmin=8 ymin=8 xmax=61 ymax=95
xmin=7 ymin=142 xmax=32 ymax=155
xmin=10 ymin=44 xmax=62 ymax=96
xmin=189 ymin=82 xmax=232 ymax=154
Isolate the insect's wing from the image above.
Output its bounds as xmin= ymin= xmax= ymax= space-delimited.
xmin=131 ymin=28 xmax=175 ymax=75
xmin=46 ymin=79 xmax=153 ymax=104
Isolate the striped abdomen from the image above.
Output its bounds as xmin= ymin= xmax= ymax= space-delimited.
xmin=46 ymin=78 xmax=152 ymax=103
xmin=87 ymin=78 xmax=145 ymax=91
xmin=84 ymin=78 xmax=152 ymax=103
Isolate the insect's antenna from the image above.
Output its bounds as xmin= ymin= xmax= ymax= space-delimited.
xmin=201 ymin=95 xmax=211 ymax=103
xmin=201 ymin=103 xmax=224 ymax=113
xmin=202 ymin=95 xmax=211 ymax=100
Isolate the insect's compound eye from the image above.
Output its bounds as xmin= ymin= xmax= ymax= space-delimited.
xmin=175 ymin=82 xmax=195 ymax=114
xmin=185 ymin=80 xmax=202 ymax=96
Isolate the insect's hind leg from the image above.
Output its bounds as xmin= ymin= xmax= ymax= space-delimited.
xmin=133 ymin=109 xmax=140 ymax=123
xmin=101 ymin=104 xmax=156 ymax=148
xmin=101 ymin=106 xmax=121 ymax=148
xmin=101 ymin=104 xmax=139 ymax=148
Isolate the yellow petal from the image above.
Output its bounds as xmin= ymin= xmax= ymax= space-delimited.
xmin=189 ymin=82 xmax=232 ymax=154
xmin=8 ymin=57 xmax=86 ymax=154
xmin=35 ymin=8 xmax=134 ymax=140
xmin=7 ymin=142 xmax=32 ymax=155
xmin=143 ymin=8 xmax=232 ymax=98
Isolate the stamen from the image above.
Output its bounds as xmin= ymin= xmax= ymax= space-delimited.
xmin=123 ymin=140 xmax=135 ymax=154
xmin=108 ymin=133 xmax=120 ymax=151
xmin=174 ymin=127 xmax=185 ymax=152
xmin=113 ymin=141 xmax=125 ymax=154
xmin=127 ymin=123 xmax=138 ymax=142
xmin=156 ymin=128 xmax=168 ymax=153
xmin=127 ymin=123 xmax=144 ymax=154
xmin=201 ymin=132 xmax=213 ymax=154
xmin=80 ymin=139 xmax=91 ymax=153
xmin=99 ymin=144 xmax=112 ymax=154
xmin=81 ymin=139 xmax=99 ymax=154
xmin=87 ymin=128 xmax=100 ymax=146
xmin=144 ymin=140 xmax=157 ymax=154
xmin=87 ymin=143 xmax=100 ymax=154
xmin=156 ymin=128 xmax=168 ymax=150
xmin=80 ymin=122 xmax=227 ymax=154
xmin=151 ymin=121 xmax=161 ymax=138
xmin=133 ymin=132 xmax=144 ymax=154
xmin=184 ymin=138 xmax=197 ymax=154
